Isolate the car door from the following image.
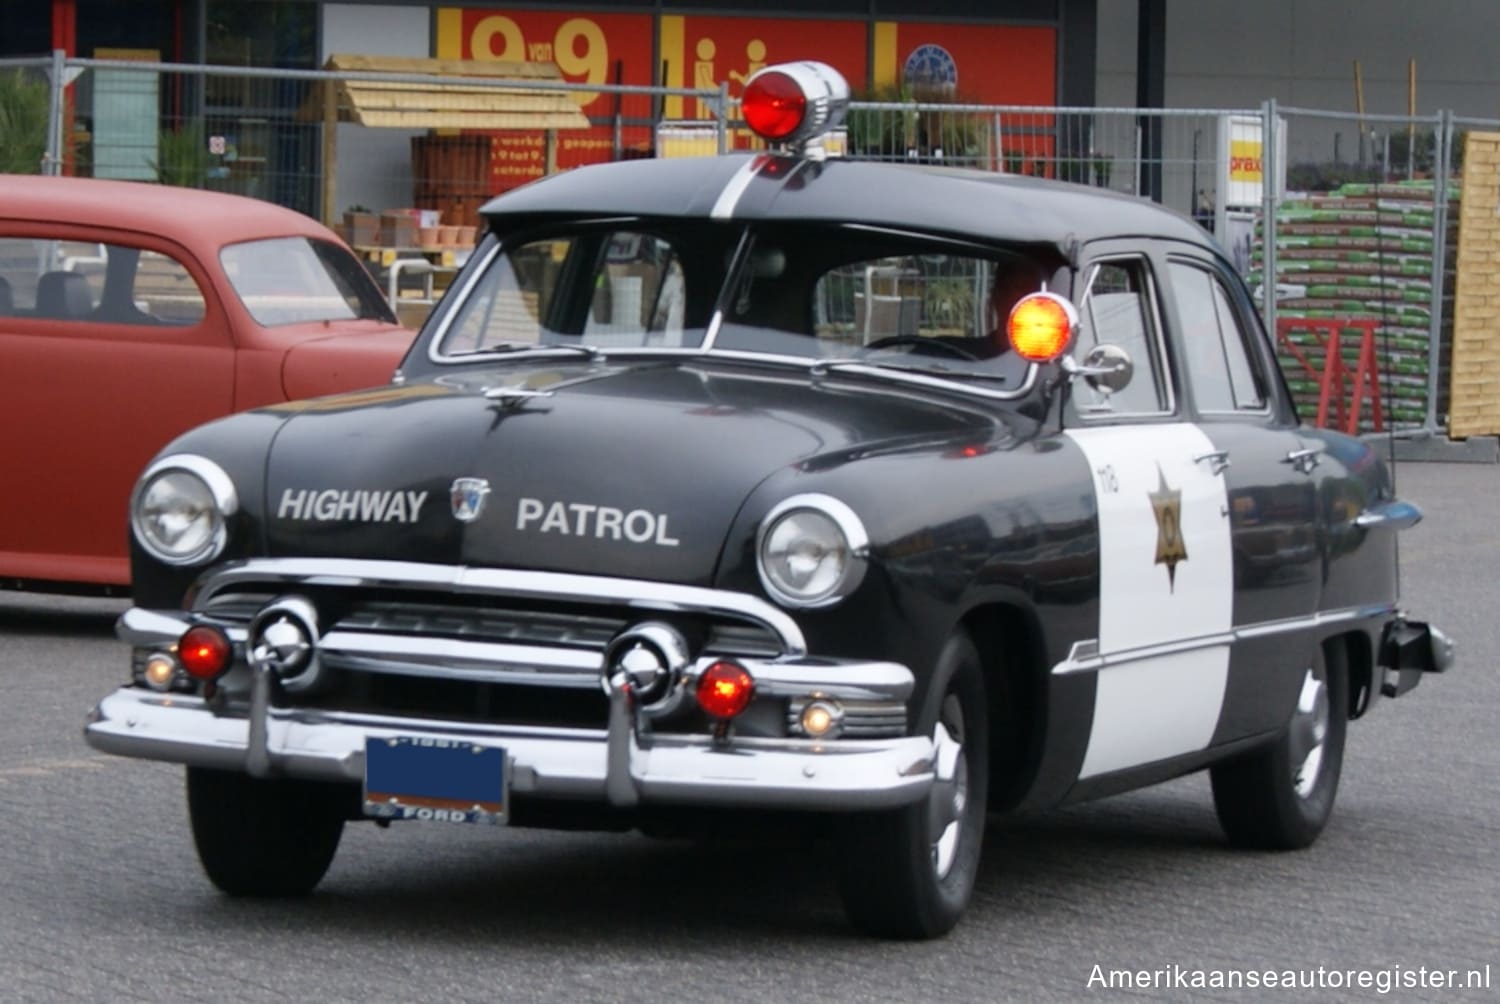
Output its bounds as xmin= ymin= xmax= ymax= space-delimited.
xmin=0 ymin=230 xmax=233 ymax=585
xmin=1059 ymin=249 xmax=1237 ymax=783
xmin=1161 ymin=253 xmax=1322 ymax=741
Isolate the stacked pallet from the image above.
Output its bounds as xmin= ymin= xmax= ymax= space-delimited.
xmin=1249 ymin=180 xmax=1458 ymax=431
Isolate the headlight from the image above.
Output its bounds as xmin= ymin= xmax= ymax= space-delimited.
xmin=756 ymin=493 xmax=868 ymax=609
xmin=130 ymin=454 xmax=238 ymax=566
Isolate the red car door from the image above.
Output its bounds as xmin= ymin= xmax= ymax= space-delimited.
xmin=0 ymin=233 xmax=234 ymax=587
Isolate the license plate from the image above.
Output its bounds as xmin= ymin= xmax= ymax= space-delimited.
xmin=363 ymin=736 xmax=508 ymax=825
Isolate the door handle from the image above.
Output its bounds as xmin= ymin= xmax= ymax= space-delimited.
xmin=1282 ymin=447 xmax=1322 ymax=474
xmin=1193 ymin=450 xmax=1230 ymax=475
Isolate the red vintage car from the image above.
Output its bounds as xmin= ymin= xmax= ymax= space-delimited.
xmin=0 ymin=175 xmax=414 ymax=593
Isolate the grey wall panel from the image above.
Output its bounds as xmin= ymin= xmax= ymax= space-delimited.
xmin=321 ymin=3 xmax=431 ymax=222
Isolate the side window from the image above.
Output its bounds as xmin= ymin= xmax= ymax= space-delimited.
xmin=1073 ymin=258 xmax=1170 ymax=415
xmin=0 ymin=236 xmax=204 ymax=325
xmin=1168 ymin=260 xmax=1267 ymax=413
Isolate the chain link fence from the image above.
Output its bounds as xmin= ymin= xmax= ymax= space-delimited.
xmin=5 ymin=52 xmax=1481 ymax=437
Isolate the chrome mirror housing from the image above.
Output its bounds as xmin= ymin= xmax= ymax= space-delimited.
xmin=1063 ymin=343 xmax=1134 ymax=395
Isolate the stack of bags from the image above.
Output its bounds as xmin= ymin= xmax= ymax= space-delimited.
xmin=1249 ymin=180 xmax=1457 ymax=431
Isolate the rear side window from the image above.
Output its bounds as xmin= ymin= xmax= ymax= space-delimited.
xmin=0 ymin=237 xmax=205 ymax=325
xmin=1168 ymin=260 xmax=1267 ymax=413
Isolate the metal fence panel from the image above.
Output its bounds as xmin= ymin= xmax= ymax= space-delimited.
xmin=1266 ymin=106 xmax=1453 ymax=434
xmin=14 ymin=52 xmax=1488 ymax=438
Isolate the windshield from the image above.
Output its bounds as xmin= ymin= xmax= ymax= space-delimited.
xmin=433 ymin=221 xmax=1062 ymax=389
xmin=221 ymin=237 xmax=395 ymax=327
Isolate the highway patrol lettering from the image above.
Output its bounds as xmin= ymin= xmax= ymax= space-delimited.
xmin=277 ymin=488 xmax=430 ymax=523
xmin=516 ymin=496 xmax=680 ymax=547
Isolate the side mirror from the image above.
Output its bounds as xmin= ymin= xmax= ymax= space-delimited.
xmin=1063 ymin=343 xmax=1134 ymax=395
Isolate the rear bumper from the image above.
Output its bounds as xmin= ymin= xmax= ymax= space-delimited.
xmin=1379 ymin=618 xmax=1454 ymax=698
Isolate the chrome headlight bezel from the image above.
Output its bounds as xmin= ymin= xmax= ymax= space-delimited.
xmin=129 ymin=454 xmax=239 ymax=567
xmin=755 ymin=493 xmax=869 ymax=609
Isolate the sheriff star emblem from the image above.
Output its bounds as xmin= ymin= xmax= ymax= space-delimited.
xmin=1148 ymin=466 xmax=1188 ymax=590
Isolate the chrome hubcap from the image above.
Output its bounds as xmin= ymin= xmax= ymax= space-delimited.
xmin=1290 ymin=665 xmax=1329 ymax=798
xmin=927 ymin=695 xmax=968 ymax=879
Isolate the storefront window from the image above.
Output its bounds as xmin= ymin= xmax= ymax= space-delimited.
xmin=204 ymin=1 xmax=318 ymax=215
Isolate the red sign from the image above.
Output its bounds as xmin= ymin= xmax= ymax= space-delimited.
xmin=439 ymin=8 xmax=656 ymax=191
xmin=658 ymin=14 xmax=868 ymax=120
xmin=874 ymin=21 xmax=1056 ymax=106
xmin=438 ymin=8 xmax=655 ymax=113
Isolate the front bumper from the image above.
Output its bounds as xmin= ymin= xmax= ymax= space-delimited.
xmin=85 ymin=688 xmax=932 ymax=809
xmin=85 ymin=574 xmax=933 ymax=812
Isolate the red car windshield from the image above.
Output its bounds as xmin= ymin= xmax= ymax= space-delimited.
xmin=221 ymin=237 xmax=394 ymax=326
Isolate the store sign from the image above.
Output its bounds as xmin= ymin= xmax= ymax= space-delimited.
xmin=657 ymin=14 xmax=868 ymax=122
xmin=873 ymin=21 xmax=1056 ymax=106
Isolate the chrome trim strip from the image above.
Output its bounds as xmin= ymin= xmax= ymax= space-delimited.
xmin=426 ymin=241 xmax=501 ymax=364
xmin=736 ymin=658 xmax=913 ymax=702
xmin=319 ymin=630 xmax=602 ymax=687
xmin=1050 ymin=604 xmax=1395 ymax=675
xmin=84 ymin=688 xmax=932 ymax=811
xmin=186 ymin=559 xmax=809 ymax=657
xmin=710 ymin=157 xmax=767 ymax=219
xmin=1354 ymin=499 xmax=1423 ymax=531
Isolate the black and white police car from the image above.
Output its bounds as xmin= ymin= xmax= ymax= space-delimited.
xmin=85 ymin=62 xmax=1451 ymax=939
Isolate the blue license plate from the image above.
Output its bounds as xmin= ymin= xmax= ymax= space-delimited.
xmin=363 ymin=736 xmax=508 ymax=825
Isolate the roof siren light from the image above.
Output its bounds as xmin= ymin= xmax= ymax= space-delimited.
xmin=741 ymin=61 xmax=850 ymax=157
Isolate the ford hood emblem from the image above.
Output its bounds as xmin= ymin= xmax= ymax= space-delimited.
xmin=450 ymin=478 xmax=492 ymax=523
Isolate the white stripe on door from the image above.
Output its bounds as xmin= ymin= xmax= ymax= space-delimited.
xmin=1065 ymin=423 xmax=1233 ymax=779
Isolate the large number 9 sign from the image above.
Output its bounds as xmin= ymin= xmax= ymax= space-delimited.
xmin=471 ymin=15 xmax=608 ymax=105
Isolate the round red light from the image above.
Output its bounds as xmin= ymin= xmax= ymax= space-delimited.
xmin=178 ymin=625 xmax=232 ymax=681
xmin=742 ymin=71 xmax=806 ymax=141
xmin=696 ymin=661 xmax=755 ymax=719
xmin=1007 ymin=293 xmax=1075 ymax=362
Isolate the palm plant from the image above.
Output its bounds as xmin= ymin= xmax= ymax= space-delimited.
xmin=0 ymin=70 xmax=51 ymax=174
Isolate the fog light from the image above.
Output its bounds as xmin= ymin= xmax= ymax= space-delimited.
xmin=178 ymin=625 xmax=232 ymax=681
xmin=696 ymin=660 xmax=755 ymax=719
xmin=800 ymin=699 xmax=843 ymax=738
xmin=143 ymin=654 xmax=178 ymax=691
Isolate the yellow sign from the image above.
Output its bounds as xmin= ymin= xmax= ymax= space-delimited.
xmin=1229 ymin=139 xmax=1263 ymax=182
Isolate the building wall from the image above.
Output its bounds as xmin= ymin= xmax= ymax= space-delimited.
xmin=1099 ymin=0 xmax=1500 ymax=119
xmin=321 ymin=2 xmax=431 ymax=222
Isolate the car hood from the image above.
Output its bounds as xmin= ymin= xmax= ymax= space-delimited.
xmin=260 ymin=359 xmax=999 ymax=584
xmin=279 ymin=324 xmax=414 ymax=400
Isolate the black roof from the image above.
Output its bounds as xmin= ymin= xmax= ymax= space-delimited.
xmin=481 ymin=153 xmax=1217 ymax=257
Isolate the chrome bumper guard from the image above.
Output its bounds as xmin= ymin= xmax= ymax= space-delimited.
xmin=87 ymin=604 xmax=933 ymax=812
xmin=1379 ymin=618 xmax=1454 ymax=699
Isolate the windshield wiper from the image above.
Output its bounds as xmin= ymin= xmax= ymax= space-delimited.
xmin=456 ymin=341 xmax=603 ymax=359
xmin=810 ymin=358 xmax=1013 ymax=385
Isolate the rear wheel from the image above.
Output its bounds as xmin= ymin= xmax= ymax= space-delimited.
xmin=1210 ymin=642 xmax=1348 ymax=849
xmin=837 ymin=631 xmax=989 ymax=939
xmin=186 ymin=766 xmax=346 ymax=896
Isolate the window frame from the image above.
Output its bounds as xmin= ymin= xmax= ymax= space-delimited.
xmin=1067 ymin=251 xmax=1177 ymax=423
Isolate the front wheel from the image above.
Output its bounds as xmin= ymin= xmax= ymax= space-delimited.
xmin=186 ymin=766 xmax=347 ymax=896
xmin=837 ymin=631 xmax=989 ymax=939
xmin=1210 ymin=641 xmax=1348 ymax=849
